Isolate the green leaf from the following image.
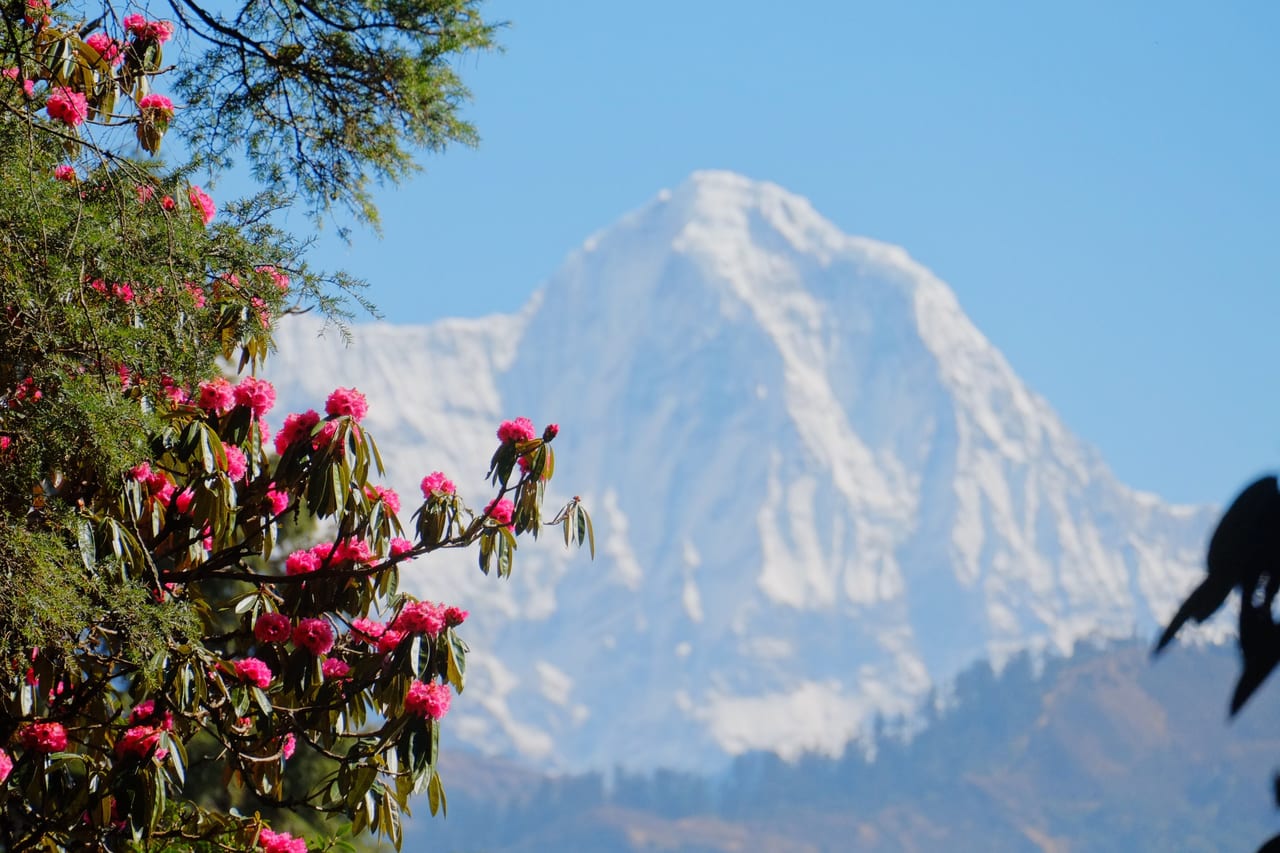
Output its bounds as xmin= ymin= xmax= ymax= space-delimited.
xmin=427 ymin=770 xmax=446 ymax=817
xmin=76 ymin=519 xmax=95 ymax=571
xmin=446 ymin=631 xmax=466 ymax=693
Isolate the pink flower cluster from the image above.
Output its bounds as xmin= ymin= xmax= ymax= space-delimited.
xmin=349 ymin=618 xmax=404 ymax=654
xmin=234 ymin=376 xmax=276 ymax=418
xmin=325 ymin=387 xmax=368 ymax=421
xmin=0 ymin=749 xmax=11 ymax=783
xmin=420 ymin=471 xmax=455 ymax=498
xmin=2 ymin=67 xmax=34 ymax=98
xmin=322 ymin=657 xmax=350 ymax=679
xmin=405 ymin=680 xmax=451 ymax=720
xmin=23 ymin=0 xmax=49 ymax=27
xmin=275 ymin=409 xmax=321 ymax=454
xmin=131 ymin=461 xmax=176 ymax=506
xmin=485 ymin=497 xmax=514 ymax=528
xmin=255 ymin=265 xmax=291 ymax=292
xmin=116 ymin=725 xmax=166 ymax=761
xmin=10 ymin=377 xmax=41 ymax=405
xmin=123 ymin=13 xmax=175 ymax=43
xmin=46 ymin=87 xmax=88 ymax=127
xmin=497 ymin=417 xmax=536 ymax=444
xmin=254 ymin=611 xmax=291 ymax=643
xmin=265 ymin=486 xmax=290 ymax=516
xmin=284 ymin=538 xmax=375 ymax=575
xmin=292 ymin=617 xmax=334 ymax=656
xmin=197 ymin=375 xmax=276 ymax=418
xmin=130 ymin=699 xmax=174 ymax=730
xmin=234 ymin=657 xmax=273 ymax=689
xmin=84 ymin=32 xmax=124 ymax=65
xmin=223 ymin=444 xmax=247 ymax=481
xmin=392 ymin=600 xmax=446 ymax=638
xmin=189 ymin=185 xmax=215 ymax=225
xmin=197 ymin=377 xmax=234 ymax=415
xmin=366 ymin=484 xmax=400 ymax=513
xmin=19 ymin=720 xmax=67 ymax=753
xmin=53 ymin=164 xmax=75 ymax=182
xmin=258 ymin=827 xmax=308 ymax=853
xmin=138 ymin=93 xmax=174 ymax=118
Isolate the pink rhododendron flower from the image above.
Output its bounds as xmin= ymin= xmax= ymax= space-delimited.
xmin=234 ymin=376 xmax=276 ymax=418
xmin=366 ymin=484 xmax=400 ymax=514
xmin=173 ymin=488 xmax=195 ymax=515
xmin=280 ymin=732 xmax=296 ymax=760
xmin=188 ymin=185 xmax=215 ymax=225
xmin=266 ymin=486 xmax=289 ymax=516
xmin=255 ymin=265 xmax=290 ymax=292
xmin=196 ymin=377 xmax=235 ymax=415
xmin=1 ymin=67 xmax=34 ymax=97
xmin=312 ymin=419 xmax=341 ymax=454
xmin=136 ymin=184 xmax=155 ymax=204
xmin=420 ymin=471 xmax=455 ymax=498
xmin=137 ymin=93 xmax=173 ymax=117
xmin=159 ymin=375 xmax=189 ymax=404
xmin=161 ymin=194 xmax=176 ymax=210
xmin=19 ymin=721 xmax=67 ymax=753
xmin=349 ymin=618 xmax=384 ymax=644
xmin=123 ymin=14 xmax=174 ymax=43
xmin=285 ymin=549 xmax=320 ymax=576
xmin=254 ymin=612 xmax=292 ymax=644
xmin=325 ymin=386 xmax=369 ymax=421
xmin=334 ymin=538 xmax=374 ymax=564
xmin=46 ymin=87 xmax=89 ymax=127
xmin=375 ymin=628 xmax=405 ymax=655
xmin=444 ymin=606 xmax=468 ymax=628
xmin=234 ymin=657 xmax=273 ymax=688
xmin=497 ymin=416 xmax=536 ymax=444
xmin=129 ymin=700 xmax=155 ymax=723
xmin=222 ymin=444 xmax=247 ymax=481
xmin=485 ymin=497 xmax=514 ymax=528
xmin=389 ymin=537 xmax=413 ymax=558
xmin=274 ymin=410 xmax=320 ymax=454
xmin=293 ymin=618 xmax=335 ymax=656
xmin=84 ymin=32 xmax=123 ymax=65
xmin=0 ymin=749 xmax=11 ymax=783
xmin=404 ymin=680 xmax=451 ymax=720
xmin=392 ymin=600 xmax=445 ymax=637
xmin=115 ymin=725 xmax=163 ymax=759
xmin=258 ymin=827 xmax=308 ymax=853
xmin=321 ymin=657 xmax=350 ymax=679
xmin=53 ymin=164 xmax=75 ymax=182
xmin=23 ymin=0 xmax=49 ymax=26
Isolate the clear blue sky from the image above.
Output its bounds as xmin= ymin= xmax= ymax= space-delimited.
xmin=288 ymin=0 xmax=1280 ymax=508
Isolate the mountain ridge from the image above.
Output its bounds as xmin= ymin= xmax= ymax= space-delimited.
xmin=268 ymin=170 xmax=1217 ymax=771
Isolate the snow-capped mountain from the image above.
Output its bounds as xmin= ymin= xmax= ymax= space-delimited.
xmin=268 ymin=171 xmax=1216 ymax=772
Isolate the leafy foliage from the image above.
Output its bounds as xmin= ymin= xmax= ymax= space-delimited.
xmin=1155 ymin=474 xmax=1280 ymax=852
xmin=0 ymin=1 xmax=590 ymax=849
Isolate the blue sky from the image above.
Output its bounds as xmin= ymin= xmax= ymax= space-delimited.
xmin=288 ymin=0 xmax=1280 ymax=508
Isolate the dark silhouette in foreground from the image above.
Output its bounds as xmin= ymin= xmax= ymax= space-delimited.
xmin=1154 ymin=474 xmax=1280 ymax=852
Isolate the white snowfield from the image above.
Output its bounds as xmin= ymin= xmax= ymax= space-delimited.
xmin=269 ymin=171 xmax=1217 ymax=772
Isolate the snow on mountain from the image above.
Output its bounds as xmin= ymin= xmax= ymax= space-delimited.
xmin=268 ymin=171 xmax=1217 ymax=772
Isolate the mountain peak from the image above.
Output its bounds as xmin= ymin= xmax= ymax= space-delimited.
xmin=269 ymin=176 xmax=1216 ymax=772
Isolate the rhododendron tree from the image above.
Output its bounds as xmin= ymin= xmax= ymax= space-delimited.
xmin=0 ymin=0 xmax=589 ymax=850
